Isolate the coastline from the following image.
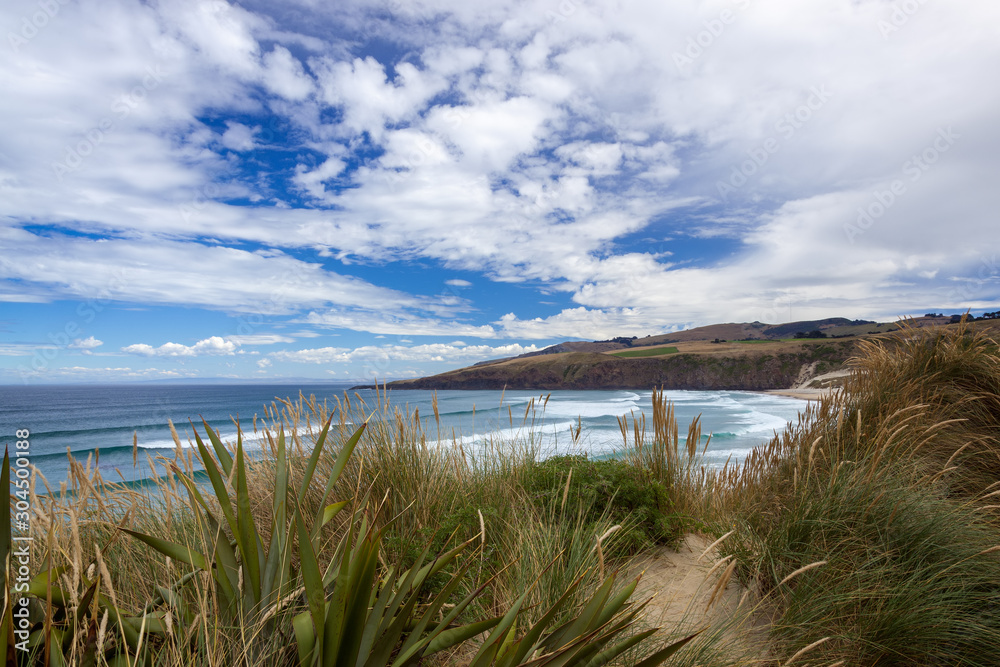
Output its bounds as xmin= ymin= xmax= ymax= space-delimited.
xmin=764 ymin=368 xmax=850 ymax=401
xmin=357 ymin=384 xmax=841 ymax=401
xmin=764 ymin=387 xmax=836 ymax=401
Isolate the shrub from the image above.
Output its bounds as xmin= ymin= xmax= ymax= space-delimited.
xmin=522 ymin=455 xmax=685 ymax=554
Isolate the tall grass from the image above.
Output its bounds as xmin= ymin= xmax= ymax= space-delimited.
xmin=4 ymin=385 xmax=697 ymax=665
xmin=7 ymin=319 xmax=999 ymax=665
xmin=713 ymin=320 xmax=1000 ymax=665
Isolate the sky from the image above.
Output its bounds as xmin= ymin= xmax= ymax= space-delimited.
xmin=1 ymin=0 xmax=998 ymax=384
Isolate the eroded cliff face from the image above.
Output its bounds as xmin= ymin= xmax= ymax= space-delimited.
xmin=383 ymin=341 xmax=856 ymax=391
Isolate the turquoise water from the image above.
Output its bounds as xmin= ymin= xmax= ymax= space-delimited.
xmin=0 ymin=384 xmax=808 ymax=487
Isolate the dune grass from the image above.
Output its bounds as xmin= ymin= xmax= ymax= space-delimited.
xmin=2 ymin=387 xmax=700 ymax=666
xmin=4 ymin=319 xmax=1000 ymax=666
xmin=711 ymin=320 xmax=1000 ymax=665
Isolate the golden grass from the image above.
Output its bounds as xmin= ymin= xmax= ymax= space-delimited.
xmin=12 ymin=318 xmax=1000 ymax=666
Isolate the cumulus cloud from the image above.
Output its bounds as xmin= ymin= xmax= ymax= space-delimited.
xmin=220 ymin=122 xmax=259 ymax=151
xmin=0 ymin=0 xmax=998 ymax=356
xmin=271 ymin=342 xmax=540 ymax=365
xmin=261 ymin=45 xmax=315 ymax=100
xmin=314 ymin=56 xmax=447 ymax=138
xmin=122 ymin=336 xmax=239 ymax=357
xmin=292 ymin=157 xmax=347 ymax=199
xmin=69 ymin=336 xmax=104 ymax=352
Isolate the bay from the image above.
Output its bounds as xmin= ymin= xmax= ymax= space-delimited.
xmin=0 ymin=383 xmax=809 ymax=488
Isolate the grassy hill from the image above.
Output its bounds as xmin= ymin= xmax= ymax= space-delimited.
xmin=388 ymin=337 xmax=857 ymax=391
xmin=376 ymin=316 xmax=984 ymax=391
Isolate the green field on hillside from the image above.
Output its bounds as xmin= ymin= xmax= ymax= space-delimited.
xmin=611 ymin=345 xmax=679 ymax=357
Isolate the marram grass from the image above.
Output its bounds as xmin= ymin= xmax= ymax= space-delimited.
xmin=3 ymin=319 xmax=1000 ymax=666
xmin=1 ymin=387 xmax=699 ymax=666
xmin=715 ymin=320 xmax=1000 ymax=666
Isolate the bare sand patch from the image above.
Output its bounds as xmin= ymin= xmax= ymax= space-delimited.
xmin=766 ymin=387 xmax=832 ymax=401
xmin=628 ymin=534 xmax=773 ymax=662
xmin=768 ymin=368 xmax=851 ymax=401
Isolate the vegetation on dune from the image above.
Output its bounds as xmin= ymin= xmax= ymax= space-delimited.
xmin=714 ymin=319 xmax=1000 ymax=665
xmin=1 ymin=390 xmax=698 ymax=666
xmin=3 ymin=318 xmax=1000 ymax=666
xmin=521 ymin=456 xmax=686 ymax=555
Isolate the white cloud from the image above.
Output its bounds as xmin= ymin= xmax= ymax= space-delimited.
xmin=314 ymin=56 xmax=447 ymax=138
xmin=271 ymin=346 xmax=350 ymax=364
xmin=122 ymin=336 xmax=239 ymax=357
xmin=225 ymin=334 xmax=295 ymax=345
xmin=157 ymin=0 xmax=265 ymax=78
xmin=0 ymin=229 xmax=434 ymax=316
xmin=220 ymin=122 xmax=259 ymax=151
xmin=445 ymin=279 xmax=471 ymax=287
xmin=271 ymin=342 xmax=539 ymax=365
xmin=293 ymin=157 xmax=347 ymax=199
xmin=4 ymin=365 xmax=191 ymax=382
xmin=495 ymin=308 xmax=673 ymax=340
xmin=555 ymin=142 xmax=623 ymax=177
xmin=0 ymin=343 xmax=55 ymax=356
xmin=261 ymin=45 xmax=314 ymax=100
xmin=69 ymin=336 xmax=104 ymax=350
xmin=0 ymin=0 xmax=998 ymax=354
xmin=427 ymin=96 xmax=552 ymax=172
xmin=0 ymin=337 xmax=102 ymax=357
xmin=303 ymin=309 xmax=497 ymax=337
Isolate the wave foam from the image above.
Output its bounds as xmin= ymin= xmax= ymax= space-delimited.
xmin=731 ymin=408 xmax=792 ymax=435
xmin=427 ymin=420 xmax=578 ymax=449
xmin=136 ymin=430 xmax=264 ymax=450
xmin=542 ymin=399 xmax=641 ymax=419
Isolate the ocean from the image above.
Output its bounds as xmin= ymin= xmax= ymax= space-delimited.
xmin=0 ymin=383 xmax=809 ymax=489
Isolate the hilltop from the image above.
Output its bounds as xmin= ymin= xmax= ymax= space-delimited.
xmin=367 ymin=315 xmax=982 ymax=391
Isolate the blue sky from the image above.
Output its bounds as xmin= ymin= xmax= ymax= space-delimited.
xmin=1 ymin=0 xmax=998 ymax=384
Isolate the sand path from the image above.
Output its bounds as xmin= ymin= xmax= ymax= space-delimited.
xmin=627 ymin=534 xmax=772 ymax=661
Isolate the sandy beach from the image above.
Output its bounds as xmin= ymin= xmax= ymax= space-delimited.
xmin=765 ymin=387 xmax=835 ymax=401
xmin=766 ymin=368 xmax=851 ymax=401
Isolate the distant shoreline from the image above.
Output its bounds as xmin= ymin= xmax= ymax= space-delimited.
xmin=352 ymin=383 xmax=837 ymax=402
xmin=764 ymin=387 xmax=836 ymax=401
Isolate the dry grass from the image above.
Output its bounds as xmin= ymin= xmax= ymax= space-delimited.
xmin=16 ymin=385 xmax=650 ymax=665
xmin=12 ymin=319 xmax=1000 ymax=666
xmin=702 ymin=320 xmax=1000 ymax=665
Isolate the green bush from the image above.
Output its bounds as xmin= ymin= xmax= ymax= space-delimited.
xmin=383 ymin=504 xmax=504 ymax=595
xmin=521 ymin=455 xmax=685 ymax=554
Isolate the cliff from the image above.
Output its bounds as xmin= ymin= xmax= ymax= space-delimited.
xmin=356 ymin=316 xmax=979 ymax=392
xmin=381 ymin=339 xmax=858 ymax=391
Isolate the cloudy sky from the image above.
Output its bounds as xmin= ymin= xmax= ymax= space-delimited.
xmin=1 ymin=0 xmax=997 ymax=383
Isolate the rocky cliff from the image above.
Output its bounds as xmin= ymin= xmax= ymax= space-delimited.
xmin=380 ymin=340 xmax=857 ymax=391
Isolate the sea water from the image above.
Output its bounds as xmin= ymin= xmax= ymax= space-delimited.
xmin=0 ymin=383 xmax=808 ymax=488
